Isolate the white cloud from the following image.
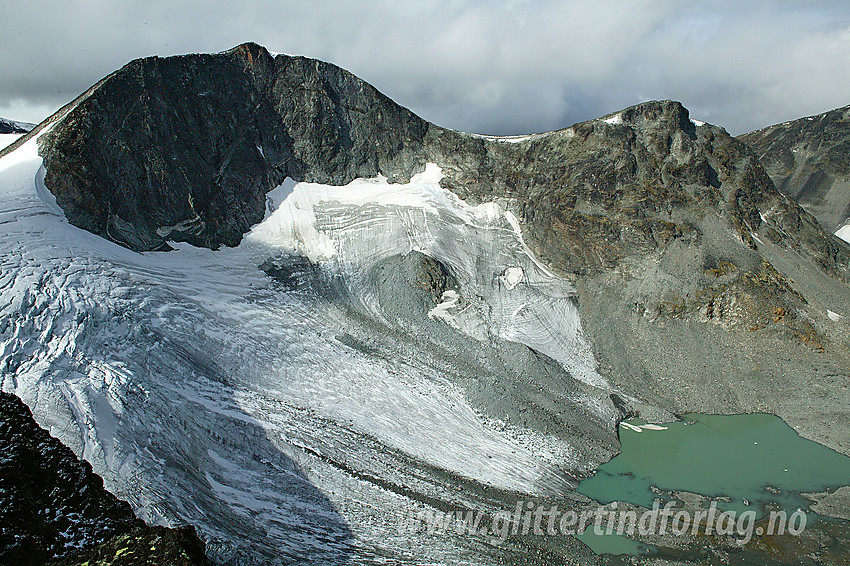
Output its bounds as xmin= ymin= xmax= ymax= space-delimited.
xmin=0 ymin=99 xmax=55 ymax=125
xmin=1 ymin=1 xmax=849 ymax=134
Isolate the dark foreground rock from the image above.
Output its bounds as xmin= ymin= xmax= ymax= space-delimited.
xmin=0 ymin=391 xmax=208 ymax=565
xmin=739 ymin=105 xmax=850 ymax=233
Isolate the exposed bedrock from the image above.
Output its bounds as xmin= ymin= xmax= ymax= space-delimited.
xmin=740 ymin=105 xmax=850 ymax=233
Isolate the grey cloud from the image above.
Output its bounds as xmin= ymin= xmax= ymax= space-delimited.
xmin=1 ymin=1 xmax=849 ymax=134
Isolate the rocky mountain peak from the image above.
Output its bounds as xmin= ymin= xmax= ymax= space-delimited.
xmin=38 ymin=45 xmax=431 ymax=250
xmin=620 ymin=99 xmax=697 ymax=136
xmin=33 ymin=45 xmax=850 ymax=340
xmin=228 ymin=41 xmax=272 ymax=63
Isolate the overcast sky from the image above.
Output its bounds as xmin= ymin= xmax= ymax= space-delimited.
xmin=2 ymin=1 xmax=849 ymax=135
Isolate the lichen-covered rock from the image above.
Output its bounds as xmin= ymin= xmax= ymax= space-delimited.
xmin=48 ymin=526 xmax=208 ymax=566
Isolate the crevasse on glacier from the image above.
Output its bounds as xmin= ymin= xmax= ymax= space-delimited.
xmin=0 ymin=133 xmax=619 ymax=564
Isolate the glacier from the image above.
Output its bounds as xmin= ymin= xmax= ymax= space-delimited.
xmin=0 ymin=129 xmax=620 ymax=564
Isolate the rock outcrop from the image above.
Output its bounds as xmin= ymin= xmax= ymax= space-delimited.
xmin=0 ymin=391 xmax=208 ymax=565
xmin=38 ymin=43 xmax=434 ymax=250
xmin=739 ymin=105 xmax=850 ymax=233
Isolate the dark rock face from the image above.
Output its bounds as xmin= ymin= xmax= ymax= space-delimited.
xmin=739 ymin=105 xmax=850 ymax=232
xmin=40 ymin=43 xmax=433 ymax=250
xmin=0 ymin=391 xmax=207 ymax=565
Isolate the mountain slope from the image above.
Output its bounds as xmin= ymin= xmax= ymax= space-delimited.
xmin=35 ymin=44 xmax=850 ymax=443
xmin=739 ymin=105 xmax=850 ymax=234
xmin=2 ymin=43 xmax=850 ymax=564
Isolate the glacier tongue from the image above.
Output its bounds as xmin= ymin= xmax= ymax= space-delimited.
xmin=0 ymin=139 xmax=618 ymax=564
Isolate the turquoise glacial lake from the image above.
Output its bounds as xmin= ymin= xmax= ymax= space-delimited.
xmin=574 ymin=413 xmax=850 ymax=555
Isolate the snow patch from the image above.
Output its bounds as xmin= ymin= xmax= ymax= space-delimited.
xmin=828 ymin=310 xmax=842 ymax=322
xmin=602 ymin=113 xmax=623 ymax=125
xmin=835 ymin=224 xmax=850 ymax=244
xmin=490 ymin=135 xmax=533 ymax=143
xmin=0 ymin=133 xmax=23 ymax=151
xmin=264 ymin=178 xmax=297 ymax=217
xmin=470 ymin=132 xmax=535 ymax=144
xmin=470 ymin=201 xmax=501 ymax=223
xmin=500 ymin=267 xmax=524 ymax=290
xmin=428 ymin=290 xmax=461 ymax=324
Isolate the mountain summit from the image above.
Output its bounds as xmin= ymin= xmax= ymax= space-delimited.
xmin=39 ymin=43 xmax=434 ymax=250
xmin=33 ymin=42 xmax=850 ymax=442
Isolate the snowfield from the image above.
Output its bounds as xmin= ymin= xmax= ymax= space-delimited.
xmin=0 ymin=128 xmax=616 ymax=564
xmin=0 ymin=133 xmax=24 ymax=151
xmin=836 ymin=223 xmax=850 ymax=244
